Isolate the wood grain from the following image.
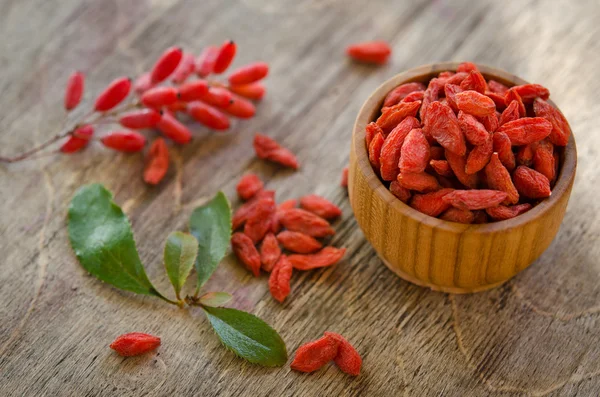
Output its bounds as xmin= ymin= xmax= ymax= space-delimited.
xmin=1 ymin=0 xmax=599 ymax=396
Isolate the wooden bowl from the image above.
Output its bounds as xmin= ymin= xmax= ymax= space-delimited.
xmin=349 ymin=62 xmax=577 ymax=293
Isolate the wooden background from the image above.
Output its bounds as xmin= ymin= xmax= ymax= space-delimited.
xmin=1 ymin=0 xmax=599 ymax=395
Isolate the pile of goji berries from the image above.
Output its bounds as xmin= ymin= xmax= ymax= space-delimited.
xmin=58 ymin=42 xmax=268 ymax=184
xmin=365 ymin=62 xmax=571 ymax=223
xmin=231 ymin=174 xmax=346 ymax=302
xmin=291 ymin=332 xmax=361 ymax=376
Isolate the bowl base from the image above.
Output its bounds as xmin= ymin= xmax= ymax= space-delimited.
xmin=381 ymin=258 xmax=507 ymax=294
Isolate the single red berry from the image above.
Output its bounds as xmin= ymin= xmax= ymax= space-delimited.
xmin=94 ymin=77 xmax=132 ymax=112
xmin=228 ymin=62 xmax=269 ymax=85
xmin=198 ymin=87 xmax=234 ymax=108
xmin=195 ymin=46 xmax=219 ymax=77
xmin=223 ymin=95 xmax=256 ymax=119
xmin=109 ymin=332 xmax=161 ymax=357
xmin=119 ymin=108 xmax=162 ymax=129
xmin=60 ymin=125 xmax=94 ymax=153
xmin=64 ymin=71 xmax=84 ymax=111
xmin=144 ymin=138 xmax=169 ymax=185
xmin=150 ymin=46 xmax=183 ymax=83
xmin=213 ymin=40 xmax=237 ymax=74
xmin=346 ymin=41 xmax=392 ymax=64
xmin=141 ymin=86 xmax=179 ymax=108
xmin=177 ymin=80 xmax=209 ymax=102
xmin=156 ymin=111 xmax=192 ymax=144
xmin=228 ymin=82 xmax=266 ymax=100
xmin=170 ymin=52 xmax=196 ymax=84
xmin=101 ymin=130 xmax=146 ymax=152
xmin=187 ymin=102 xmax=230 ymax=130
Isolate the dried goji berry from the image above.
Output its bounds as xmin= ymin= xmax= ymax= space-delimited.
xmin=64 ymin=71 xmax=84 ymax=111
xmin=486 ymin=203 xmax=532 ymax=221
xmin=397 ymin=172 xmax=440 ymax=192
xmin=260 ymin=232 xmax=281 ymax=272
xmin=223 ymin=94 xmax=256 ymax=119
xmin=516 ymin=144 xmax=534 ymax=167
xmin=150 ymin=46 xmax=183 ymax=83
xmin=231 ymin=232 xmax=261 ymax=276
xmin=156 ymin=111 xmax=192 ymax=144
xmin=288 ymin=247 xmax=346 ymax=270
xmin=459 ymin=70 xmax=487 ymax=94
xmin=485 ymin=91 xmax=507 ymax=111
xmin=484 ymin=153 xmax=519 ymax=205
xmin=456 ymin=62 xmax=479 ymax=73
xmin=290 ymin=335 xmax=340 ymax=373
xmin=178 ymin=80 xmax=209 ymax=102
xmin=493 ymin=131 xmax=516 ymax=171
xmin=455 ymin=90 xmax=496 ymax=117
xmin=409 ymin=188 xmax=454 ymax=217
xmin=440 ymin=207 xmax=475 ymax=224
xmin=170 ymin=52 xmax=196 ymax=84
xmin=195 ymin=46 xmax=219 ymax=77
xmin=458 ymin=111 xmax=489 ymax=146
xmin=228 ymin=62 xmax=269 ymax=85
xmin=512 ymin=166 xmax=551 ymax=199
xmin=445 ymin=150 xmax=478 ymax=188
xmin=346 ymin=41 xmax=391 ymax=64
xmin=423 ymin=101 xmax=466 ymax=156
xmin=300 ymin=194 xmax=342 ymax=219
xmin=532 ymin=139 xmax=555 ymax=182
xmin=213 ymin=40 xmax=237 ymax=74
xmin=533 ymin=98 xmax=571 ymax=146
xmin=504 ymin=88 xmax=526 ymax=117
xmin=419 ymin=80 xmax=442 ymax=121
xmin=444 ymin=83 xmax=462 ymax=112
xmin=244 ymin=196 xmax=276 ymax=243
xmin=143 ymin=137 xmax=169 ymax=185
xmin=232 ymin=190 xmax=275 ymax=230
xmin=94 ymin=77 xmax=132 ymax=112
xmin=101 ymin=130 xmax=146 ymax=152
xmin=488 ymin=80 xmax=509 ymax=94
xmin=236 ymin=173 xmax=264 ymax=200
xmin=429 ymin=146 xmax=445 ymax=160
xmin=141 ymin=86 xmax=179 ymax=108
xmin=368 ymin=132 xmax=384 ymax=171
xmin=187 ymin=101 xmax=231 ymax=130
xmin=444 ymin=72 xmax=469 ymax=86
xmin=472 ymin=210 xmax=489 ymax=224
xmin=228 ymin=82 xmax=266 ymax=100
xmin=496 ymin=117 xmax=552 ymax=145
xmin=389 ymin=180 xmax=412 ymax=203
xmin=253 ymin=134 xmax=299 ymax=169
xmin=277 ymin=230 xmax=323 ymax=254
xmin=383 ymin=82 xmax=426 ymax=108
xmin=279 ymin=208 xmax=335 ymax=238
xmin=401 ymin=90 xmax=425 ymax=104
xmin=269 ymin=255 xmax=293 ymax=302
xmin=323 ymin=332 xmax=362 ymax=376
xmin=398 ymin=128 xmax=430 ymax=174
xmin=498 ymin=100 xmax=520 ymax=126
xmin=376 ymin=100 xmax=421 ymax=134
xmin=119 ymin=108 xmax=162 ymax=129
xmin=365 ymin=122 xmax=383 ymax=147
xmin=429 ymin=160 xmax=454 ymax=177
xmin=478 ymin=113 xmax=499 ymax=133
xmin=442 ymin=189 xmax=508 ymax=210
xmin=510 ymin=84 xmax=550 ymax=103
xmin=279 ymin=199 xmax=298 ymax=211
xmin=341 ymin=167 xmax=349 ymax=187
xmin=465 ymin=137 xmax=493 ymax=175
xmin=379 ymin=117 xmax=420 ymax=180
xmin=61 ymin=125 xmax=94 ymax=153
xmin=110 ymin=332 xmax=161 ymax=357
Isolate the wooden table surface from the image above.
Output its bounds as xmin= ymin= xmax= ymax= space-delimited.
xmin=1 ymin=0 xmax=599 ymax=396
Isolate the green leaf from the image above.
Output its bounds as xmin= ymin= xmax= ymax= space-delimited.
xmin=202 ymin=306 xmax=287 ymax=367
xmin=164 ymin=232 xmax=199 ymax=299
xmin=199 ymin=292 xmax=232 ymax=307
xmin=68 ymin=184 xmax=171 ymax=302
xmin=189 ymin=192 xmax=231 ymax=292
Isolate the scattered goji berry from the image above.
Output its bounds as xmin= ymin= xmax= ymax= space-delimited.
xmin=269 ymin=255 xmax=293 ymax=302
xmin=101 ymin=130 xmax=146 ymax=152
xmin=119 ymin=108 xmax=162 ymax=129
xmin=232 ymin=190 xmax=275 ymax=230
xmin=389 ymin=180 xmax=412 ymax=203
xmin=533 ymin=98 xmax=571 ymax=146
xmin=288 ymin=247 xmax=346 ymax=270
xmin=383 ymin=82 xmax=426 ymax=108
xmin=110 ymin=332 xmax=161 ymax=357
xmin=346 ymin=41 xmax=391 ymax=64
xmin=253 ymin=134 xmax=299 ymax=169
xmin=277 ymin=230 xmax=323 ymax=254
xmin=397 ymin=172 xmax=440 ymax=192
xmin=323 ymin=332 xmax=362 ymax=376
xmin=170 ymin=52 xmax=196 ymax=84
xmin=290 ymin=335 xmax=340 ymax=373
xmin=156 ymin=111 xmax=192 ymax=144
xmin=455 ymin=90 xmax=496 ymax=117
xmin=260 ymin=232 xmax=281 ymax=272
xmin=228 ymin=62 xmax=269 ymax=85
xmin=150 ymin=46 xmax=183 ymax=83
xmin=195 ymin=46 xmax=219 ymax=77
xmin=94 ymin=77 xmax=132 ymax=112
xmin=300 ymin=194 xmax=342 ymax=219
xmin=141 ymin=86 xmax=179 ymax=108
xmin=143 ymin=138 xmax=169 ymax=185
xmin=496 ymin=117 xmax=552 ymax=145
xmin=228 ymin=82 xmax=266 ymax=100
xmin=423 ymin=101 xmax=466 ymax=155
xmin=231 ymin=232 xmax=261 ymax=276
xmin=213 ymin=40 xmax=237 ymax=74
xmin=236 ymin=173 xmax=264 ymax=200
xmin=512 ymin=166 xmax=551 ymax=199
xmin=484 ymin=153 xmax=519 ymax=204
xmin=440 ymin=207 xmax=475 ymax=224
xmin=376 ymin=100 xmax=421 ymax=134
xmin=486 ymin=203 xmax=532 ymax=221
xmin=279 ymin=199 xmax=298 ymax=210
xmin=442 ymin=190 xmax=508 ymax=210
xmin=244 ymin=196 xmax=276 ymax=243
xmin=279 ymin=208 xmax=335 ymax=238
xmin=61 ymin=125 xmax=94 ymax=153
xmin=177 ymin=80 xmax=209 ymax=102
xmin=409 ymin=188 xmax=454 ymax=217
xmin=187 ymin=101 xmax=231 ymax=130
xmin=379 ymin=117 xmax=420 ymax=180
xmin=64 ymin=71 xmax=84 ymax=111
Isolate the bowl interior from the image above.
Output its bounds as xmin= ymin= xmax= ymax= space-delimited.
xmin=352 ymin=62 xmax=577 ymax=233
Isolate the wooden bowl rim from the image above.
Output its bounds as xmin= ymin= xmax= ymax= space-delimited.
xmin=352 ymin=62 xmax=577 ymax=233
